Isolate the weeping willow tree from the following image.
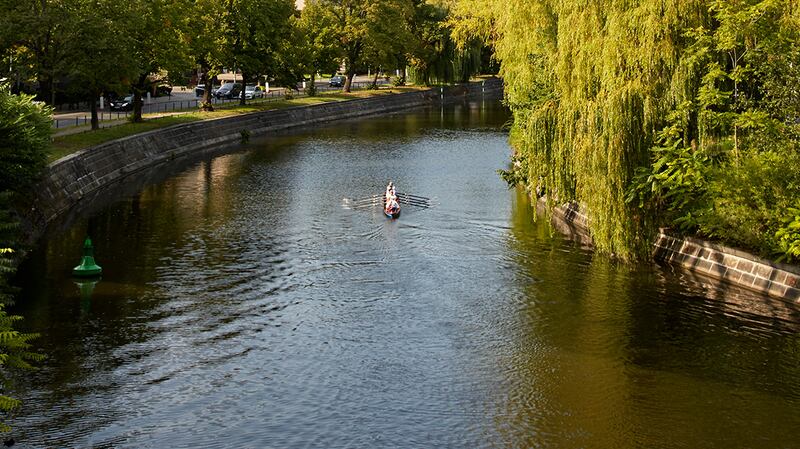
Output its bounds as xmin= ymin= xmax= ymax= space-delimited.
xmin=452 ymin=0 xmax=800 ymax=260
xmin=451 ymin=0 xmax=709 ymax=258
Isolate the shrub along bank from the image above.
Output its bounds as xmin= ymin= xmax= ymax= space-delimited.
xmin=0 ymin=87 xmax=47 ymax=431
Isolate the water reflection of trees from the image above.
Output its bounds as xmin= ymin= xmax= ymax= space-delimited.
xmin=495 ymin=187 xmax=800 ymax=448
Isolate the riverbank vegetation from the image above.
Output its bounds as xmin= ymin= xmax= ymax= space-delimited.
xmin=453 ymin=0 xmax=800 ymax=262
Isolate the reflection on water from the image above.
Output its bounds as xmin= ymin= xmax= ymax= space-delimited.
xmin=10 ymin=100 xmax=800 ymax=448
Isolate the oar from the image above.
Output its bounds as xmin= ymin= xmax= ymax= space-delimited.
xmin=397 ymin=197 xmax=430 ymax=204
xmin=347 ymin=197 xmax=383 ymax=206
xmin=349 ymin=195 xmax=382 ymax=203
xmin=349 ymin=199 xmax=382 ymax=207
xmin=396 ymin=192 xmax=430 ymax=201
xmin=398 ymin=199 xmax=431 ymax=208
xmin=396 ymin=195 xmax=431 ymax=203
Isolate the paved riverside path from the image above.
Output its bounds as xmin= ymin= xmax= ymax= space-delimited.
xmin=52 ymin=111 xmax=190 ymax=138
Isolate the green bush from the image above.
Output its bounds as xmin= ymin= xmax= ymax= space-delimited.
xmin=776 ymin=207 xmax=800 ymax=263
xmin=0 ymin=88 xmax=49 ymax=432
xmin=694 ymin=148 xmax=800 ymax=257
xmin=0 ymin=88 xmax=52 ymax=194
xmin=627 ymin=139 xmax=711 ymax=232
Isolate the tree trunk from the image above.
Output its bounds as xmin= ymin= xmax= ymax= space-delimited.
xmin=50 ymin=76 xmax=56 ymax=106
xmin=308 ymin=72 xmax=317 ymax=96
xmin=344 ymin=67 xmax=356 ymax=93
xmin=239 ymin=71 xmax=247 ymax=106
xmin=132 ymin=73 xmax=147 ymax=122
xmin=38 ymin=74 xmax=51 ymax=105
xmin=200 ymin=67 xmax=214 ymax=112
xmin=90 ymin=94 xmax=99 ymax=130
xmin=132 ymin=91 xmax=143 ymax=122
xmin=371 ymin=70 xmax=379 ymax=89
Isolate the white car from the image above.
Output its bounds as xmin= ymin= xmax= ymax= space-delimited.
xmin=244 ymin=85 xmax=264 ymax=99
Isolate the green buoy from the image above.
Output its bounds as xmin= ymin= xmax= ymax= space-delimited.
xmin=72 ymin=237 xmax=102 ymax=277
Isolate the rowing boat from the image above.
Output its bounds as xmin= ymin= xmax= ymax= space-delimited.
xmin=384 ymin=206 xmax=401 ymax=219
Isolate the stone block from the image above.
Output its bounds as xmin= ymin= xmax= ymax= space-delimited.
xmin=751 ymin=276 xmax=770 ymax=291
xmin=786 ymin=286 xmax=800 ymax=302
xmin=787 ymin=275 xmax=798 ymax=288
xmin=739 ymin=272 xmax=756 ymax=286
xmin=696 ymin=259 xmax=713 ymax=273
xmin=723 ymin=254 xmax=741 ymax=267
xmin=736 ymin=259 xmax=754 ymax=273
xmin=755 ymin=264 xmax=772 ymax=278
xmin=708 ymin=262 xmax=726 ymax=276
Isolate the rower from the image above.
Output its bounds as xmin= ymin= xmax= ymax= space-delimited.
xmin=385 ymin=196 xmax=400 ymax=214
xmin=385 ymin=181 xmax=396 ymax=202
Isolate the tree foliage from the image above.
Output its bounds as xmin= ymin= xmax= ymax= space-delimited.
xmin=0 ymin=0 xmax=73 ymax=103
xmin=215 ymin=0 xmax=295 ymax=104
xmin=65 ymin=0 xmax=139 ymax=129
xmin=291 ymin=6 xmax=341 ymax=95
xmin=126 ymin=0 xmax=194 ymax=121
xmin=304 ymin=0 xmax=414 ymax=92
xmin=406 ymin=0 xmax=487 ymax=85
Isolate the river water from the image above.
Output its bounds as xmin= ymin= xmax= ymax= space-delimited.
xmin=11 ymin=99 xmax=800 ymax=448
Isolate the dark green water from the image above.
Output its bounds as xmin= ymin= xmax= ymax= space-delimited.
xmin=11 ymin=99 xmax=800 ymax=448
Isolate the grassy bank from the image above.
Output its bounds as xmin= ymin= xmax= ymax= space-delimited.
xmin=49 ymin=87 xmax=426 ymax=163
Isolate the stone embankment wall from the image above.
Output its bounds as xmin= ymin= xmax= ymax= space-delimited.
xmin=31 ymin=79 xmax=502 ymax=231
xmin=653 ymin=233 xmax=799 ymax=302
xmin=540 ymin=198 xmax=800 ymax=303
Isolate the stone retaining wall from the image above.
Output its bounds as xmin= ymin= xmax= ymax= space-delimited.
xmin=539 ymin=197 xmax=800 ymax=303
xmin=30 ymin=79 xmax=503 ymax=232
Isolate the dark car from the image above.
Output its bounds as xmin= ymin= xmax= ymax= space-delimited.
xmin=195 ymin=84 xmax=206 ymax=97
xmin=109 ymin=95 xmax=134 ymax=111
xmin=214 ymin=83 xmax=242 ymax=99
xmin=329 ymin=75 xmax=346 ymax=87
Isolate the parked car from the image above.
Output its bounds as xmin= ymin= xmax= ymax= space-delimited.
xmin=195 ymin=84 xmax=219 ymax=97
xmin=214 ymin=83 xmax=242 ymax=99
xmin=329 ymin=75 xmax=346 ymax=87
xmin=244 ymin=85 xmax=264 ymax=100
xmin=109 ymin=95 xmax=134 ymax=111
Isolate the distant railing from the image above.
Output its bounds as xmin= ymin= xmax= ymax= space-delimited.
xmin=51 ymin=80 xmax=389 ymax=130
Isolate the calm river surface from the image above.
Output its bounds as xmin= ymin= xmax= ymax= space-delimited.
xmin=11 ymin=99 xmax=800 ymax=448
